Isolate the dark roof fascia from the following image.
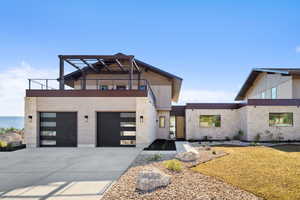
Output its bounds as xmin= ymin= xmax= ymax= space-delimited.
xmin=247 ymin=99 xmax=300 ymax=106
xmin=185 ymin=103 xmax=245 ymax=109
xmin=170 ymin=105 xmax=186 ymax=116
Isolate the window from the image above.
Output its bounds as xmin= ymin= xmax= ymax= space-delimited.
xmin=269 ymin=113 xmax=293 ymax=127
xmin=120 ymin=113 xmax=135 ymax=118
xmin=40 ymin=113 xmax=56 ymax=118
xmin=40 ymin=122 xmax=56 ymax=127
xmin=116 ymin=85 xmax=126 ymax=90
xmin=41 ymin=140 xmax=56 ymax=146
xmin=139 ymin=85 xmax=147 ymax=90
xmin=200 ymin=115 xmax=221 ymax=127
xmin=120 ymin=140 xmax=136 ymax=145
xmin=120 ymin=131 xmax=136 ymax=136
xmin=271 ymin=87 xmax=277 ymax=99
xmin=40 ymin=131 xmax=56 ymax=136
xmin=159 ymin=116 xmax=165 ymax=128
xmin=100 ymin=85 xmax=108 ymax=90
xmin=261 ymin=92 xmax=266 ymax=99
xmin=120 ymin=122 xmax=136 ymax=127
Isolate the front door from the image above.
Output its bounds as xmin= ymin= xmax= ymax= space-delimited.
xmin=176 ymin=116 xmax=185 ymax=139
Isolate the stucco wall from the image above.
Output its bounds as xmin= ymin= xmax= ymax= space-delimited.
xmin=25 ymin=96 xmax=156 ymax=147
xmin=156 ymin=110 xmax=170 ymax=139
xmin=185 ymin=109 xmax=241 ymax=140
xmin=245 ymin=72 xmax=293 ymax=99
xmin=136 ymin=97 xmax=157 ymax=147
xmin=246 ymin=106 xmax=300 ymax=141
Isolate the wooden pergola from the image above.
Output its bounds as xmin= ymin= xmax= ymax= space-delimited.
xmin=58 ymin=54 xmax=141 ymax=90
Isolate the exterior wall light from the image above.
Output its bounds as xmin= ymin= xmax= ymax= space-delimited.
xmin=28 ymin=115 xmax=32 ymax=122
xmin=140 ymin=116 xmax=144 ymax=123
xmin=84 ymin=115 xmax=88 ymax=122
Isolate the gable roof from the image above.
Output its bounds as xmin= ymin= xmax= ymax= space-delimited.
xmin=235 ymin=68 xmax=300 ymax=100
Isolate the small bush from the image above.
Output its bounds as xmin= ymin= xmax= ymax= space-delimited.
xmin=225 ymin=136 xmax=231 ymax=141
xmin=163 ymin=159 xmax=183 ymax=172
xmin=255 ymin=133 xmax=261 ymax=142
xmin=0 ymin=140 xmax=7 ymax=148
xmin=233 ymin=130 xmax=244 ymax=140
xmin=147 ymin=154 xmax=162 ymax=161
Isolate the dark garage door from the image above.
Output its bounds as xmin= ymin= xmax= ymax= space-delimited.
xmin=97 ymin=112 xmax=136 ymax=147
xmin=39 ymin=112 xmax=77 ymax=147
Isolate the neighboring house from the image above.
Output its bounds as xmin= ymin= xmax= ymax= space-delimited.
xmin=24 ymin=56 xmax=300 ymax=148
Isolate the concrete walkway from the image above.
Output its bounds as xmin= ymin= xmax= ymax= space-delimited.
xmin=0 ymin=147 xmax=141 ymax=200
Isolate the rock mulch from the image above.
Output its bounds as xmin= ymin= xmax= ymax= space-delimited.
xmin=102 ymin=148 xmax=261 ymax=200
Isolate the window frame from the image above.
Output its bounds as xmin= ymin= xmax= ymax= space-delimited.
xmin=159 ymin=116 xmax=166 ymax=128
xmin=269 ymin=112 xmax=293 ymax=127
xmin=271 ymin=87 xmax=277 ymax=99
xmin=199 ymin=115 xmax=221 ymax=128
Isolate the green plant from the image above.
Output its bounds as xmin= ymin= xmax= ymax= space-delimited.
xmin=0 ymin=140 xmax=7 ymax=148
xmin=163 ymin=159 xmax=183 ymax=172
xmin=147 ymin=154 xmax=162 ymax=161
xmin=233 ymin=130 xmax=244 ymax=140
xmin=203 ymin=136 xmax=208 ymax=141
xmin=254 ymin=133 xmax=261 ymax=142
xmin=250 ymin=141 xmax=259 ymax=146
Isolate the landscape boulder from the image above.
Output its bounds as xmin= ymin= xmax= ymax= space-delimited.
xmin=136 ymin=167 xmax=171 ymax=192
xmin=175 ymin=151 xmax=198 ymax=162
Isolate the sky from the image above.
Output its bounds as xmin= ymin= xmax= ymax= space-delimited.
xmin=0 ymin=0 xmax=300 ymax=116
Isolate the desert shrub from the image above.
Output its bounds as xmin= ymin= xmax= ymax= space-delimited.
xmin=233 ymin=130 xmax=244 ymax=140
xmin=163 ymin=159 xmax=183 ymax=172
xmin=147 ymin=154 xmax=162 ymax=161
xmin=203 ymin=136 xmax=208 ymax=141
xmin=255 ymin=133 xmax=261 ymax=142
xmin=225 ymin=136 xmax=231 ymax=141
xmin=0 ymin=140 xmax=7 ymax=148
xmin=250 ymin=141 xmax=259 ymax=146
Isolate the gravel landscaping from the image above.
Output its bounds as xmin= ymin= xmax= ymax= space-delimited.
xmin=102 ymin=147 xmax=261 ymax=200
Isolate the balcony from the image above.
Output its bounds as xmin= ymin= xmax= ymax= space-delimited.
xmin=26 ymin=79 xmax=157 ymax=106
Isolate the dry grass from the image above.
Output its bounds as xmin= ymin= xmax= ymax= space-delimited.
xmin=193 ymin=145 xmax=300 ymax=200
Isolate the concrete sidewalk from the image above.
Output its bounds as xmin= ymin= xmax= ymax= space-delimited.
xmin=0 ymin=147 xmax=141 ymax=200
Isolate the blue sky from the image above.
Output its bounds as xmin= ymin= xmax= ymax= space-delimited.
xmin=0 ymin=0 xmax=300 ymax=115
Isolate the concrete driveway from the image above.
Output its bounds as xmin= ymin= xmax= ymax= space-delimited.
xmin=0 ymin=147 xmax=141 ymax=200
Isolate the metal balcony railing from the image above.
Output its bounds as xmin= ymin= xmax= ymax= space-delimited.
xmin=28 ymin=78 xmax=157 ymax=105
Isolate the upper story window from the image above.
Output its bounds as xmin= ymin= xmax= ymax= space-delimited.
xmin=159 ymin=116 xmax=165 ymax=128
xmin=200 ymin=115 xmax=221 ymax=128
xmin=261 ymin=92 xmax=266 ymax=99
xmin=100 ymin=85 xmax=108 ymax=90
xmin=116 ymin=85 xmax=126 ymax=90
xmin=271 ymin=87 xmax=277 ymax=99
xmin=269 ymin=113 xmax=293 ymax=127
xmin=139 ymin=85 xmax=147 ymax=90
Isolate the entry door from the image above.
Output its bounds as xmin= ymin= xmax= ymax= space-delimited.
xmin=176 ymin=116 xmax=185 ymax=139
xmin=40 ymin=112 xmax=77 ymax=147
xmin=97 ymin=112 xmax=136 ymax=147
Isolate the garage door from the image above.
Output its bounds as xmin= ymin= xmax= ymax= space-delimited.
xmin=97 ymin=112 xmax=136 ymax=147
xmin=39 ymin=112 xmax=77 ymax=147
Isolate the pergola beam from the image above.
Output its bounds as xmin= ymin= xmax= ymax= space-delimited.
xmin=132 ymin=59 xmax=140 ymax=72
xmin=115 ymin=59 xmax=126 ymax=72
xmin=65 ymin=59 xmax=81 ymax=70
xmin=80 ymin=59 xmax=98 ymax=72
xmin=97 ymin=59 xmax=111 ymax=72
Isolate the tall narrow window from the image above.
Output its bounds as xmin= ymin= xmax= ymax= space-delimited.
xmin=261 ymin=92 xmax=266 ymax=99
xmin=159 ymin=116 xmax=165 ymax=128
xmin=271 ymin=87 xmax=277 ymax=99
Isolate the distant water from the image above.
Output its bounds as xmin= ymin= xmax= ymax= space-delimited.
xmin=0 ymin=117 xmax=24 ymax=129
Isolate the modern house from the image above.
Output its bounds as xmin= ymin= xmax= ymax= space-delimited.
xmin=25 ymin=54 xmax=300 ymax=148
